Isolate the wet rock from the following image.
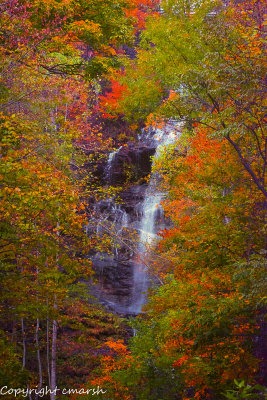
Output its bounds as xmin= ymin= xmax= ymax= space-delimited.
xmin=108 ymin=146 xmax=156 ymax=185
xmin=91 ymin=257 xmax=135 ymax=314
xmin=89 ymin=127 xmax=179 ymax=315
xmin=119 ymin=184 xmax=147 ymax=216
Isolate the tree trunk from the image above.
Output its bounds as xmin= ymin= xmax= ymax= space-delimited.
xmin=46 ymin=314 xmax=51 ymax=388
xmin=27 ymin=385 xmax=32 ymax=400
xmin=35 ymin=318 xmax=43 ymax=399
xmin=50 ymin=223 xmax=59 ymax=399
xmin=50 ymin=304 xmax=57 ymax=400
xmin=21 ymin=318 xmax=26 ymax=369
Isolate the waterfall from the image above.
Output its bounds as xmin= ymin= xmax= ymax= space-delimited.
xmin=105 ymin=146 xmax=122 ymax=183
xmin=89 ymin=122 xmax=181 ymax=315
xmin=128 ymin=123 xmax=180 ymax=314
xmin=127 ymin=190 xmax=163 ymax=314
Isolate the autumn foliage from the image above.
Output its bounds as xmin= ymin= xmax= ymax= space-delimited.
xmin=0 ymin=0 xmax=138 ymax=396
xmin=0 ymin=0 xmax=266 ymax=398
xmin=88 ymin=0 xmax=266 ymax=399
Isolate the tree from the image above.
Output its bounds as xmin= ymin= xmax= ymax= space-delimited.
xmin=90 ymin=1 xmax=266 ymax=395
xmin=92 ymin=126 xmax=265 ymax=399
xmin=0 ymin=0 xmax=140 ymax=394
xmin=112 ymin=0 xmax=266 ymax=197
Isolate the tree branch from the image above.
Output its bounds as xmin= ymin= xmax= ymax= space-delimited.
xmin=226 ymin=133 xmax=267 ymax=198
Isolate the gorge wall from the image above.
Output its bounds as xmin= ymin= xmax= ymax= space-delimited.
xmin=87 ymin=124 xmax=180 ymax=315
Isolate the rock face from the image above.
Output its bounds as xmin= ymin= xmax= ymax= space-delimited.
xmin=90 ymin=254 xmax=134 ymax=314
xmin=120 ymin=184 xmax=148 ymax=216
xmin=87 ymin=124 xmax=181 ymax=315
xmin=86 ymin=143 xmax=157 ymax=315
xmin=91 ymin=197 xmax=150 ymax=314
xmin=107 ymin=145 xmax=156 ymax=185
xmin=81 ymin=144 xmax=156 ymax=186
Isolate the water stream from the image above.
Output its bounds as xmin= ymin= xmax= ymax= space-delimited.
xmin=128 ymin=124 xmax=179 ymax=314
xmin=105 ymin=146 xmax=122 ymax=183
xmin=90 ymin=122 xmax=181 ymax=315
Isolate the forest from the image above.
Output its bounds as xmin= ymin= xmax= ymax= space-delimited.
xmin=0 ymin=0 xmax=266 ymax=399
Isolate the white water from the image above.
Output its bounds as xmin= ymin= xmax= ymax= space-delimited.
xmin=89 ymin=123 xmax=181 ymax=315
xmin=128 ymin=123 xmax=181 ymax=314
xmin=105 ymin=146 xmax=122 ymax=183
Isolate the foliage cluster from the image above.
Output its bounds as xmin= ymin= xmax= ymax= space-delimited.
xmin=93 ymin=0 xmax=267 ymax=398
xmin=0 ymin=0 xmax=143 ymax=396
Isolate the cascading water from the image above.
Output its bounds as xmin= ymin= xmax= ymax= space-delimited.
xmin=89 ymin=122 xmax=181 ymax=315
xmin=127 ymin=190 xmax=163 ymax=314
xmin=105 ymin=146 xmax=122 ymax=183
xmin=128 ymin=123 xmax=180 ymax=314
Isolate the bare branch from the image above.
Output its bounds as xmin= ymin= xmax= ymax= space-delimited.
xmin=226 ymin=133 xmax=267 ymax=198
